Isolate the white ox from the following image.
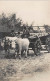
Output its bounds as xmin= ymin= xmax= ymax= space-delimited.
xmin=15 ymin=38 xmax=30 ymax=58
xmin=4 ymin=36 xmax=30 ymax=58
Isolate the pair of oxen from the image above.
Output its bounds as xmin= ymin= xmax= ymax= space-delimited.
xmin=4 ymin=37 xmax=30 ymax=59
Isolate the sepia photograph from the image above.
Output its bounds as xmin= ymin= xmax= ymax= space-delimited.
xmin=0 ymin=0 xmax=50 ymax=81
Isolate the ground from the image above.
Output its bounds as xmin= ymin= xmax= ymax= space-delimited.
xmin=0 ymin=50 xmax=50 ymax=81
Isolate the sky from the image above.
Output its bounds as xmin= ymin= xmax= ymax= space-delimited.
xmin=0 ymin=0 xmax=50 ymax=26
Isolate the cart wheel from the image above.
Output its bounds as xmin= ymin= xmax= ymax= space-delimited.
xmin=45 ymin=38 xmax=50 ymax=53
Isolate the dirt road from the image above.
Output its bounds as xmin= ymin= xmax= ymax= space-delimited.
xmin=0 ymin=50 xmax=50 ymax=81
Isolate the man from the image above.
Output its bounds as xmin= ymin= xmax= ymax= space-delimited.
xmin=4 ymin=38 xmax=10 ymax=55
xmin=34 ymin=36 xmax=42 ymax=55
xmin=22 ymin=27 xmax=30 ymax=38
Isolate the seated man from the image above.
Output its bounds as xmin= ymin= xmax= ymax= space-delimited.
xmin=22 ymin=27 xmax=30 ymax=38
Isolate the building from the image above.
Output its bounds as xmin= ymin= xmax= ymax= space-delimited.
xmin=33 ymin=26 xmax=46 ymax=33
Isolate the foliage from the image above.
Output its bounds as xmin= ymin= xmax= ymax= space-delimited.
xmin=0 ymin=13 xmax=50 ymax=33
xmin=44 ymin=24 xmax=50 ymax=33
xmin=0 ymin=13 xmax=22 ymax=32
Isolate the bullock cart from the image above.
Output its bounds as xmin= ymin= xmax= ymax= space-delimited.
xmin=3 ymin=32 xmax=50 ymax=58
xmin=28 ymin=33 xmax=50 ymax=55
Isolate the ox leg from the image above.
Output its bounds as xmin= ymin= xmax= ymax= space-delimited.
xmin=7 ymin=49 xmax=10 ymax=58
xmin=18 ymin=51 xmax=21 ymax=59
xmin=5 ymin=50 xmax=8 ymax=58
xmin=21 ymin=50 xmax=23 ymax=56
xmin=25 ymin=50 xmax=27 ymax=58
xmin=5 ymin=49 xmax=10 ymax=58
xmin=15 ymin=49 xmax=18 ymax=59
xmin=15 ymin=52 xmax=17 ymax=59
xmin=19 ymin=54 xmax=21 ymax=59
xmin=8 ymin=49 xmax=10 ymax=54
xmin=27 ymin=50 xmax=29 ymax=55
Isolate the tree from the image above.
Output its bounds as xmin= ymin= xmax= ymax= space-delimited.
xmin=1 ymin=13 xmax=23 ymax=31
xmin=1 ymin=13 xmax=8 ymax=25
xmin=44 ymin=24 xmax=50 ymax=33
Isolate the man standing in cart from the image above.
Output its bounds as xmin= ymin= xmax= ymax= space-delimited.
xmin=34 ymin=35 xmax=42 ymax=55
